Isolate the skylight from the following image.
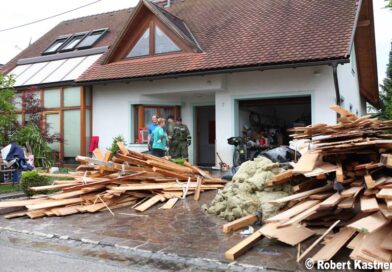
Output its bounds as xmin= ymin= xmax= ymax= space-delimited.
xmin=41 ymin=28 xmax=108 ymax=55
xmin=43 ymin=36 xmax=70 ymax=54
xmin=60 ymin=33 xmax=87 ymax=51
xmin=155 ymin=26 xmax=180 ymax=54
xmin=127 ymin=28 xmax=150 ymax=58
xmin=77 ymin=29 xmax=107 ymax=49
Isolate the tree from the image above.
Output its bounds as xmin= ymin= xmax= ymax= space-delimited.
xmin=380 ymin=43 xmax=392 ymax=120
xmin=0 ymin=74 xmax=17 ymax=145
xmin=386 ymin=0 xmax=392 ymax=9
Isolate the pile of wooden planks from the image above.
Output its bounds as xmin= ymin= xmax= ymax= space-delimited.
xmin=224 ymin=105 xmax=392 ymax=264
xmin=1 ymin=142 xmax=224 ymax=219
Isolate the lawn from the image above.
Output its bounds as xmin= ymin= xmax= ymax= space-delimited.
xmin=0 ymin=184 xmax=21 ymax=194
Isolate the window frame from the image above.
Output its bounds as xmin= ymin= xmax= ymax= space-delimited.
xmin=126 ymin=20 xmax=183 ymax=60
xmin=76 ymin=28 xmax=109 ymax=49
xmin=59 ymin=32 xmax=89 ymax=52
xmin=42 ymin=35 xmax=71 ymax=55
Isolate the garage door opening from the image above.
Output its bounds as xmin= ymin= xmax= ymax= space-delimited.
xmin=238 ymin=96 xmax=311 ymax=146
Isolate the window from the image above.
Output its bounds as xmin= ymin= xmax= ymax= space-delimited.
xmin=133 ymin=105 xmax=180 ymax=143
xmin=43 ymin=36 xmax=70 ymax=54
xmin=127 ymin=23 xmax=182 ymax=59
xmin=127 ymin=28 xmax=150 ymax=58
xmin=155 ymin=26 xmax=180 ymax=54
xmin=60 ymin=33 xmax=87 ymax=51
xmin=77 ymin=29 xmax=107 ymax=49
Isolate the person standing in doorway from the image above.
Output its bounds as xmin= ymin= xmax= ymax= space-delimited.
xmin=166 ymin=115 xmax=175 ymax=157
xmin=172 ymin=117 xmax=191 ymax=160
xmin=151 ymin=118 xmax=167 ymax=157
xmin=147 ymin=115 xmax=158 ymax=151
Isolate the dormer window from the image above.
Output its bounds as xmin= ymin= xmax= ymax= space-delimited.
xmin=155 ymin=26 xmax=180 ymax=54
xmin=43 ymin=36 xmax=70 ymax=54
xmin=60 ymin=33 xmax=88 ymax=52
xmin=127 ymin=28 xmax=150 ymax=58
xmin=126 ymin=22 xmax=181 ymax=59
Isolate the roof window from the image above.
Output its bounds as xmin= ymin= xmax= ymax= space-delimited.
xmin=42 ymin=36 xmax=70 ymax=54
xmin=77 ymin=28 xmax=108 ymax=49
xmin=60 ymin=33 xmax=88 ymax=52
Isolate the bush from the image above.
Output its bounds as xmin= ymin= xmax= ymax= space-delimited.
xmin=20 ymin=171 xmax=50 ymax=197
xmin=109 ymin=135 xmax=125 ymax=154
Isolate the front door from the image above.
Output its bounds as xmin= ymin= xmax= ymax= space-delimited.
xmin=195 ymin=106 xmax=215 ymax=166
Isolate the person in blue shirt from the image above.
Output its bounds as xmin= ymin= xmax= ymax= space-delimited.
xmin=147 ymin=115 xmax=158 ymax=150
xmin=151 ymin=118 xmax=167 ymax=157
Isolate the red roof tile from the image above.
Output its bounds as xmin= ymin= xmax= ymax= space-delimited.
xmin=78 ymin=0 xmax=359 ymax=82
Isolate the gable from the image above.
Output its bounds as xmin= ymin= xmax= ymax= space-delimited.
xmin=104 ymin=0 xmax=198 ymax=64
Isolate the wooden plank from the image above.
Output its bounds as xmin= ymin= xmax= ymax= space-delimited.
xmin=26 ymin=198 xmax=82 ymax=211
xmin=364 ymin=174 xmax=376 ymax=189
xmin=347 ymin=232 xmax=364 ymax=249
xmin=379 ymin=204 xmax=392 ymax=219
xmin=116 ymin=142 xmax=129 ymax=155
xmin=380 ymin=228 xmax=392 ymax=250
xmin=223 ymin=214 xmax=258 ymax=233
xmin=319 ymin=193 xmax=344 ymax=209
xmin=341 ymin=186 xmax=363 ymax=197
xmin=386 ymin=199 xmax=392 ymax=209
xmin=303 ymin=162 xmax=337 ymax=177
xmin=360 ymin=197 xmax=379 ymax=213
xmin=193 ymin=177 xmax=202 ymax=201
xmin=30 ymin=183 xmax=77 ymax=192
xmin=103 ymin=151 xmax=112 ymax=162
xmin=361 ymin=224 xmax=392 ymax=262
xmin=93 ymin=148 xmax=104 ymax=161
xmin=292 ymin=152 xmax=320 ymax=173
xmin=0 ymin=198 xmax=47 ymax=208
xmin=134 ymin=195 xmax=166 ymax=212
xmin=266 ymin=200 xmax=319 ymax=223
xmin=224 ymin=230 xmax=263 ymax=261
xmin=336 ymin=162 xmax=344 ymax=182
xmin=4 ymin=210 xmax=27 ymax=219
xmin=260 ymin=223 xmax=315 ymax=246
xmin=159 ymin=198 xmax=178 ymax=210
xmin=269 ymin=184 xmax=332 ymax=204
xmin=377 ymin=188 xmax=392 ymax=199
xmin=348 ymin=211 xmax=390 ymax=233
xmin=338 ymin=197 xmax=356 ymax=209
xmin=297 ymin=220 xmax=340 ymax=262
xmin=311 ymin=228 xmax=356 ymax=261
xmin=267 ymin=170 xmax=293 ymax=186
xmin=278 ymin=204 xmax=321 ymax=228
xmin=308 ymin=192 xmax=333 ymax=200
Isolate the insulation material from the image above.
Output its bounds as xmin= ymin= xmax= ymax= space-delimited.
xmin=204 ymin=157 xmax=291 ymax=221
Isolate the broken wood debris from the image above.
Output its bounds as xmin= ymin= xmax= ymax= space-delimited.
xmin=1 ymin=143 xmax=224 ymax=219
xmin=223 ymin=105 xmax=392 ymax=263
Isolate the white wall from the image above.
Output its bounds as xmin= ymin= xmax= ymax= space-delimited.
xmin=337 ymin=44 xmax=365 ymax=115
xmin=93 ymin=65 xmax=352 ymax=165
xmin=92 ymin=75 xmax=218 ymax=162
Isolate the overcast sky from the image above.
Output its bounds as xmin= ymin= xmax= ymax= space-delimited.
xmin=0 ymin=0 xmax=391 ymax=83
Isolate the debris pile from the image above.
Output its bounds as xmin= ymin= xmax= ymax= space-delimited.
xmin=224 ymin=105 xmax=392 ymax=264
xmin=204 ymin=157 xmax=291 ymax=221
xmin=0 ymin=143 xmax=224 ymax=219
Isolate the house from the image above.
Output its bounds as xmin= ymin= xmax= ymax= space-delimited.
xmin=0 ymin=0 xmax=378 ymax=166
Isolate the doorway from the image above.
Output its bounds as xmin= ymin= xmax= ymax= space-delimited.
xmin=194 ymin=105 xmax=215 ymax=166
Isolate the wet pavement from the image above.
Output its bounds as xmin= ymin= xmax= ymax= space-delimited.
xmin=0 ymin=191 xmax=305 ymax=271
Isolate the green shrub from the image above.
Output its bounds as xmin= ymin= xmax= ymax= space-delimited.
xmin=109 ymin=135 xmax=126 ymax=154
xmin=20 ymin=171 xmax=50 ymax=197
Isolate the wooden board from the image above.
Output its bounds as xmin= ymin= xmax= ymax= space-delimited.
xmin=341 ymin=186 xmax=363 ymax=197
xmin=269 ymin=184 xmax=332 ymax=204
xmin=347 ymin=232 xmax=364 ymax=249
xmin=224 ymin=230 xmax=263 ymax=261
xmin=159 ymin=198 xmax=178 ymax=210
xmin=223 ymin=214 xmax=258 ymax=233
xmin=134 ymin=195 xmax=165 ymax=212
xmin=0 ymin=198 xmax=46 ymax=208
xmin=364 ymin=174 xmax=376 ymax=189
xmin=278 ymin=204 xmax=321 ymax=228
xmin=265 ymin=200 xmax=319 ymax=223
xmin=360 ymin=197 xmax=379 ymax=213
xmin=361 ymin=224 xmax=392 ymax=262
xmin=26 ymin=198 xmax=82 ymax=211
xmin=348 ymin=211 xmax=390 ymax=233
xmin=311 ymin=228 xmax=356 ymax=261
xmin=259 ymin=223 xmax=315 ymax=246
xmin=319 ymin=193 xmax=344 ymax=209
xmin=380 ymin=204 xmax=392 ymax=219
xmin=338 ymin=197 xmax=356 ymax=209
xmin=380 ymin=228 xmax=392 ymax=250
xmin=292 ymin=152 xmax=320 ymax=173
xmin=376 ymin=188 xmax=392 ymax=199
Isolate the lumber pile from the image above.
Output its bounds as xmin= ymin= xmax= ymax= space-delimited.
xmin=1 ymin=142 xmax=224 ymax=219
xmin=224 ymin=105 xmax=392 ymax=264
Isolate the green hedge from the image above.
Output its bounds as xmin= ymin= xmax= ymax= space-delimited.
xmin=20 ymin=171 xmax=50 ymax=197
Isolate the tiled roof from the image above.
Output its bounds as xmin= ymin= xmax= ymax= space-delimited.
xmin=1 ymin=8 xmax=133 ymax=74
xmin=77 ymin=0 xmax=359 ymax=82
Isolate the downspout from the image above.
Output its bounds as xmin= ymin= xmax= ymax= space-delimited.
xmin=331 ymin=61 xmax=341 ymax=106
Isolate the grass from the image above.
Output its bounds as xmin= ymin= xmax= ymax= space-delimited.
xmin=0 ymin=183 xmax=22 ymax=194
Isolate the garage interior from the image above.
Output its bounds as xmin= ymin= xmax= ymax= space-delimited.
xmin=238 ymin=96 xmax=311 ymax=146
